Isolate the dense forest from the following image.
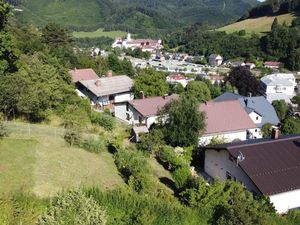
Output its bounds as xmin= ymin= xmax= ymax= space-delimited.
xmin=243 ymin=0 xmax=300 ymax=19
xmin=165 ymin=18 xmax=300 ymax=70
xmin=6 ymin=0 xmax=257 ymax=35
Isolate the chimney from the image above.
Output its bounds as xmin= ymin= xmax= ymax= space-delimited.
xmin=106 ymin=70 xmax=113 ymax=77
xmin=248 ymin=92 xmax=252 ymax=98
xmin=95 ymin=79 xmax=101 ymax=87
xmin=271 ymin=127 xmax=280 ymax=139
xmin=244 ymin=98 xmax=248 ymax=107
xmin=163 ymin=94 xmax=168 ymax=99
xmin=140 ymin=91 xmax=145 ymax=99
xmin=74 ymin=67 xmax=77 ymax=72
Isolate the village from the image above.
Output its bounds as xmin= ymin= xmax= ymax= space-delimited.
xmin=64 ymin=32 xmax=300 ymax=215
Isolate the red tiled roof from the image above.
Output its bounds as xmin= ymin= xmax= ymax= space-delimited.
xmin=199 ymin=100 xmax=256 ymax=135
xmin=168 ymin=74 xmax=186 ymax=81
xmin=264 ymin=61 xmax=281 ymax=66
xmin=69 ymin=68 xmax=99 ymax=83
xmin=129 ymin=95 xmax=178 ymax=117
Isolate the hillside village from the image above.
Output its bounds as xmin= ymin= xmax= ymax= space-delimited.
xmin=2 ymin=0 xmax=300 ymax=224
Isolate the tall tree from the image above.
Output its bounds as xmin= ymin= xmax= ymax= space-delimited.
xmin=159 ymin=95 xmax=205 ymax=147
xmin=226 ymin=66 xmax=261 ymax=96
xmin=185 ymin=81 xmax=211 ymax=102
xmin=272 ymin=100 xmax=288 ymax=121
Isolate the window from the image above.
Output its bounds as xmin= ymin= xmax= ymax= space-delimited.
xmin=256 ymin=117 xmax=259 ymax=120
xmin=255 ymin=129 xmax=257 ymax=132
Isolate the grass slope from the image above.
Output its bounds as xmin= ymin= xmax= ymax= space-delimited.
xmin=73 ymin=28 xmax=126 ymax=39
xmin=218 ymin=13 xmax=295 ymax=35
xmin=0 ymin=123 xmax=124 ymax=198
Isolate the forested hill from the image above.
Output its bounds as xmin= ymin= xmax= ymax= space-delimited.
xmin=7 ymin=0 xmax=258 ymax=34
xmin=242 ymin=0 xmax=300 ymax=19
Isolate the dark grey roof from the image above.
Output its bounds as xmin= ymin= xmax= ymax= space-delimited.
xmin=201 ymin=135 xmax=300 ymax=195
xmin=214 ymin=93 xmax=280 ymax=127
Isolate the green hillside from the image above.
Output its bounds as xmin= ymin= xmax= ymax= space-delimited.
xmin=10 ymin=0 xmax=258 ymax=34
xmin=218 ymin=13 xmax=295 ymax=35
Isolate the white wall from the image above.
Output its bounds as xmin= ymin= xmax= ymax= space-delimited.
xmin=199 ymin=130 xmax=247 ymax=146
xmin=146 ymin=116 xmax=158 ymax=128
xmin=114 ymin=103 xmax=128 ymax=121
xmin=266 ymin=85 xmax=295 ymax=96
xmin=248 ymin=128 xmax=262 ymax=139
xmin=114 ymin=92 xmax=134 ymax=103
xmin=270 ymin=189 xmax=300 ymax=214
xmin=249 ymin=112 xmax=262 ymax=125
xmin=204 ymin=150 xmax=260 ymax=194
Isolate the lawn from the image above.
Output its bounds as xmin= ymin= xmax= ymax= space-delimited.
xmin=0 ymin=136 xmax=124 ymax=198
xmin=218 ymin=13 xmax=295 ymax=35
xmin=73 ymin=28 xmax=126 ymax=39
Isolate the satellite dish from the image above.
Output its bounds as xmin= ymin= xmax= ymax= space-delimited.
xmin=236 ymin=151 xmax=245 ymax=166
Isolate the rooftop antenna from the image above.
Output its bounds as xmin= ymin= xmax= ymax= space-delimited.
xmin=236 ymin=151 xmax=245 ymax=166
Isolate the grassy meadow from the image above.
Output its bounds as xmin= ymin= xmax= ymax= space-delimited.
xmin=0 ymin=122 xmax=124 ymax=198
xmin=218 ymin=13 xmax=295 ymax=35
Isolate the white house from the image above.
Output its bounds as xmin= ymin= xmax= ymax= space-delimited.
xmin=112 ymin=33 xmax=163 ymax=53
xmin=115 ymin=95 xmax=178 ymax=128
xmin=198 ymin=101 xmax=259 ymax=146
xmin=76 ymin=74 xmax=134 ymax=110
xmin=208 ymin=54 xmax=223 ymax=66
xmin=201 ymin=134 xmax=300 ymax=214
xmin=261 ymin=73 xmax=297 ymax=103
xmin=166 ymin=74 xmax=190 ymax=88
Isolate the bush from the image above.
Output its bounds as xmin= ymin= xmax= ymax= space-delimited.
xmin=114 ymin=149 xmax=150 ymax=179
xmin=91 ymin=112 xmax=115 ymax=131
xmin=64 ymin=128 xmax=82 ymax=146
xmin=38 ymin=190 xmax=106 ymax=225
xmin=157 ymin=145 xmax=188 ymax=171
xmin=172 ymin=167 xmax=191 ymax=189
xmin=80 ymin=137 xmax=106 ymax=153
xmin=128 ymin=174 xmax=156 ymax=193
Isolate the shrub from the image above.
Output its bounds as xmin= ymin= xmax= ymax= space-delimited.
xmin=80 ymin=137 xmax=106 ymax=153
xmin=157 ymin=145 xmax=188 ymax=171
xmin=91 ymin=112 xmax=115 ymax=131
xmin=38 ymin=190 xmax=106 ymax=225
xmin=128 ymin=174 xmax=156 ymax=193
xmin=64 ymin=128 xmax=82 ymax=146
xmin=172 ymin=167 xmax=191 ymax=189
xmin=138 ymin=129 xmax=165 ymax=154
xmin=114 ymin=149 xmax=150 ymax=178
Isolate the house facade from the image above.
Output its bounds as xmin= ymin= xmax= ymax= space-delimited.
xmin=208 ymin=54 xmax=223 ymax=66
xmin=264 ymin=61 xmax=281 ymax=69
xmin=198 ymin=101 xmax=260 ymax=146
xmin=76 ymin=75 xmax=134 ymax=110
xmin=115 ymin=95 xmax=178 ymax=128
xmin=201 ymin=134 xmax=300 ymax=213
xmin=261 ymin=73 xmax=296 ymax=103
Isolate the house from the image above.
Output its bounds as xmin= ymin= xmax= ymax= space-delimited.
xmin=231 ymin=61 xmax=245 ymax=68
xmin=76 ymin=74 xmax=134 ymax=110
xmin=69 ymin=68 xmax=99 ymax=83
xmin=245 ymin=62 xmax=256 ymax=70
xmin=200 ymin=133 xmax=300 ymax=213
xmin=166 ymin=74 xmax=189 ymax=87
xmin=264 ymin=61 xmax=281 ymax=69
xmin=112 ymin=33 xmax=163 ymax=53
xmin=261 ymin=73 xmax=296 ymax=103
xmin=116 ymin=95 xmax=178 ymax=128
xmin=198 ymin=101 xmax=259 ymax=146
xmin=208 ymin=54 xmax=223 ymax=66
xmin=214 ymin=92 xmax=280 ymax=129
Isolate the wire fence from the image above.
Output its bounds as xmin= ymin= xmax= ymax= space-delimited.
xmin=4 ymin=122 xmax=65 ymax=139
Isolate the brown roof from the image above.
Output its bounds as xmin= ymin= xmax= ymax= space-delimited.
xmin=206 ymin=135 xmax=300 ymax=195
xmin=69 ymin=68 xmax=99 ymax=83
xmin=199 ymin=100 xmax=256 ymax=135
xmin=128 ymin=95 xmax=178 ymax=117
xmin=264 ymin=61 xmax=281 ymax=66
